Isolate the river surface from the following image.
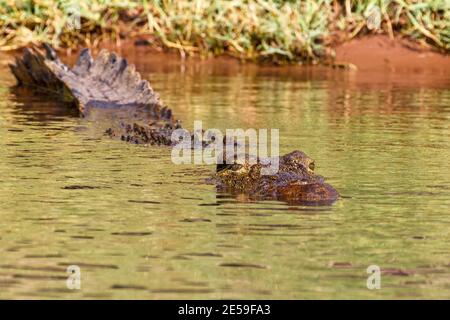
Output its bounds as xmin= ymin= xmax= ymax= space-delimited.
xmin=0 ymin=49 xmax=449 ymax=299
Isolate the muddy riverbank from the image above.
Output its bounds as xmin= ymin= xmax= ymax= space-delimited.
xmin=5 ymin=35 xmax=448 ymax=74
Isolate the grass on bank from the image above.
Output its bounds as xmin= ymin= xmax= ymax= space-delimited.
xmin=0 ymin=0 xmax=449 ymax=63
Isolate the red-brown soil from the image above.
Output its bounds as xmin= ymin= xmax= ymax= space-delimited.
xmin=334 ymin=35 xmax=450 ymax=72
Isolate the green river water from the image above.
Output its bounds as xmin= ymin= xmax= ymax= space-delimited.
xmin=0 ymin=50 xmax=449 ymax=299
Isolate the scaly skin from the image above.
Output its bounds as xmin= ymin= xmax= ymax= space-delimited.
xmin=212 ymin=150 xmax=339 ymax=204
xmin=9 ymin=44 xmax=177 ymax=146
xmin=9 ymin=46 xmax=339 ymax=205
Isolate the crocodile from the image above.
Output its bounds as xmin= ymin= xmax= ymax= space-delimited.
xmin=9 ymin=45 xmax=340 ymax=204
xmin=212 ymin=150 xmax=339 ymax=204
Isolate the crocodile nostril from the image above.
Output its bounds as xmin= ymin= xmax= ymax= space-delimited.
xmin=309 ymin=162 xmax=315 ymax=171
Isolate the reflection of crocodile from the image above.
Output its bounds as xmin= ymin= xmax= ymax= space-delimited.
xmin=9 ymin=46 xmax=339 ymax=204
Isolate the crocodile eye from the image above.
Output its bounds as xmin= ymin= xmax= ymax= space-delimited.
xmin=231 ymin=164 xmax=243 ymax=171
xmin=216 ymin=163 xmax=243 ymax=173
xmin=309 ymin=162 xmax=315 ymax=171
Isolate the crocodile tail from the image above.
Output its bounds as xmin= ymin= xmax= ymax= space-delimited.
xmin=9 ymin=45 xmax=175 ymax=122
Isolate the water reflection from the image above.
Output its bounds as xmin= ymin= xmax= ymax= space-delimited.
xmin=0 ymin=50 xmax=449 ymax=299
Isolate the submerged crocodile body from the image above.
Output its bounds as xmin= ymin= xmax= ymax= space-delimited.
xmin=9 ymin=45 xmax=339 ymax=204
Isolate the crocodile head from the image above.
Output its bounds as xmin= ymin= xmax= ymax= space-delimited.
xmin=10 ymin=47 xmax=340 ymax=205
xmin=213 ymin=150 xmax=339 ymax=204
